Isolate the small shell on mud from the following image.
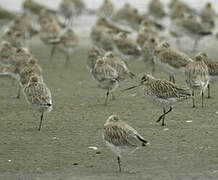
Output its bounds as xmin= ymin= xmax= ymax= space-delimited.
xmin=88 ymin=146 xmax=98 ymax=150
xmin=52 ymin=137 xmax=59 ymax=140
xmin=186 ymin=120 xmax=192 ymax=123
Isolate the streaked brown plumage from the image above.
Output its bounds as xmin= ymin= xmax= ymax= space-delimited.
xmin=0 ymin=41 xmax=16 ymax=67
xmin=112 ymin=3 xmax=137 ymax=23
xmin=23 ymin=76 xmax=52 ymax=131
xmin=180 ymin=14 xmax=212 ymax=52
xmin=0 ymin=47 xmax=35 ymax=98
xmin=123 ymin=74 xmax=192 ymax=126
xmin=96 ymin=17 xmax=130 ymax=34
xmin=98 ymin=0 xmax=114 ymax=18
xmin=185 ymin=54 xmax=209 ymax=108
xmin=136 ymin=26 xmax=157 ymax=47
xmin=90 ymin=17 xmax=130 ymax=48
xmin=141 ymin=36 xmax=159 ymax=74
xmin=98 ymin=28 xmax=115 ymax=51
xmin=200 ymin=2 xmax=216 ymax=30
xmin=148 ymin=0 xmax=166 ymax=19
xmin=170 ymin=3 xmax=185 ymax=20
xmin=19 ymin=58 xmax=43 ymax=87
xmin=103 ymin=51 xmax=135 ymax=81
xmin=87 ymin=46 xmax=106 ymax=71
xmin=53 ymin=28 xmax=79 ymax=63
xmin=39 ymin=18 xmax=61 ymax=60
xmin=154 ymin=42 xmax=192 ymax=83
xmin=90 ymin=23 xmax=108 ymax=47
xmin=1 ymin=29 xmax=25 ymax=48
xmin=197 ymin=52 xmax=218 ymax=98
xmin=103 ymin=115 xmax=149 ymax=172
xmin=113 ymin=32 xmax=141 ymax=63
xmin=59 ymin=0 xmax=76 ymax=26
xmin=91 ymin=58 xmax=119 ymax=105
xmin=10 ymin=12 xmax=38 ymax=40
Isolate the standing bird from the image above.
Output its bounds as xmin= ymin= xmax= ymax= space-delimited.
xmin=59 ymin=0 xmax=76 ymax=26
xmin=136 ymin=26 xmax=157 ymax=48
xmin=18 ymin=58 xmax=43 ymax=99
xmin=19 ymin=58 xmax=43 ymax=87
xmin=180 ymin=14 xmax=212 ymax=52
xmin=98 ymin=0 xmax=114 ymax=19
xmin=87 ymin=46 xmax=106 ymax=72
xmin=148 ymin=0 xmax=166 ymax=19
xmin=91 ymin=58 xmax=119 ymax=105
xmin=123 ymin=74 xmax=192 ymax=126
xmin=185 ymin=54 xmax=209 ymax=108
xmin=98 ymin=28 xmax=116 ymax=51
xmin=103 ymin=51 xmax=135 ymax=81
xmin=153 ymin=42 xmax=192 ymax=83
xmin=200 ymin=2 xmax=216 ymax=31
xmin=141 ymin=36 xmax=159 ymax=74
xmin=1 ymin=29 xmax=25 ymax=48
xmin=55 ymin=28 xmax=79 ymax=64
xmin=113 ymin=32 xmax=141 ymax=63
xmin=193 ymin=52 xmax=217 ymax=99
xmin=23 ymin=76 xmax=52 ymax=131
xmin=0 ymin=41 xmax=16 ymax=66
xmin=39 ymin=18 xmax=61 ymax=60
xmin=103 ymin=115 xmax=149 ymax=172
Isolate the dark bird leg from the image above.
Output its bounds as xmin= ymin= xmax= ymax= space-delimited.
xmin=201 ymin=91 xmax=204 ymax=108
xmin=16 ymin=84 xmax=21 ymax=99
xmin=50 ymin=45 xmax=56 ymax=61
xmin=162 ymin=107 xmax=166 ymax=126
xmin=169 ymin=75 xmax=172 ymax=82
xmin=207 ymin=84 xmax=211 ymax=98
xmin=105 ymin=90 xmax=110 ymax=105
xmin=117 ymin=156 xmax=121 ymax=172
xmin=151 ymin=59 xmax=155 ymax=75
xmin=192 ymin=90 xmax=195 ymax=108
xmin=156 ymin=107 xmax=173 ymax=126
xmin=172 ymin=76 xmax=175 ymax=84
xmin=156 ymin=107 xmax=165 ymax=123
xmin=38 ymin=112 xmax=44 ymax=131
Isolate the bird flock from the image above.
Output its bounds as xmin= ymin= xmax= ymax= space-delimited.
xmin=0 ymin=0 xmax=218 ymax=173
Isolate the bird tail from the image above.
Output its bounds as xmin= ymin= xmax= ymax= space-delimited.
xmin=129 ymin=71 xmax=136 ymax=79
xmin=199 ymin=31 xmax=212 ymax=36
xmin=136 ymin=135 xmax=150 ymax=146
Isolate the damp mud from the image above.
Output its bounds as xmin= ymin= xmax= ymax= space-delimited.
xmin=0 ymin=37 xmax=218 ymax=180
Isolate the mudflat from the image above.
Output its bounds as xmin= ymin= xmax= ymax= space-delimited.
xmin=0 ymin=38 xmax=218 ymax=180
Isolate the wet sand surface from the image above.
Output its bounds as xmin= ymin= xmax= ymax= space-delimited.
xmin=0 ymin=36 xmax=218 ymax=180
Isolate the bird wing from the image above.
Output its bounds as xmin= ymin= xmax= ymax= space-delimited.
xmin=24 ymin=83 xmax=52 ymax=106
xmin=161 ymin=49 xmax=191 ymax=68
xmin=104 ymin=125 xmax=133 ymax=146
xmin=148 ymin=79 xmax=192 ymax=99
xmin=124 ymin=123 xmax=148 ymax=146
